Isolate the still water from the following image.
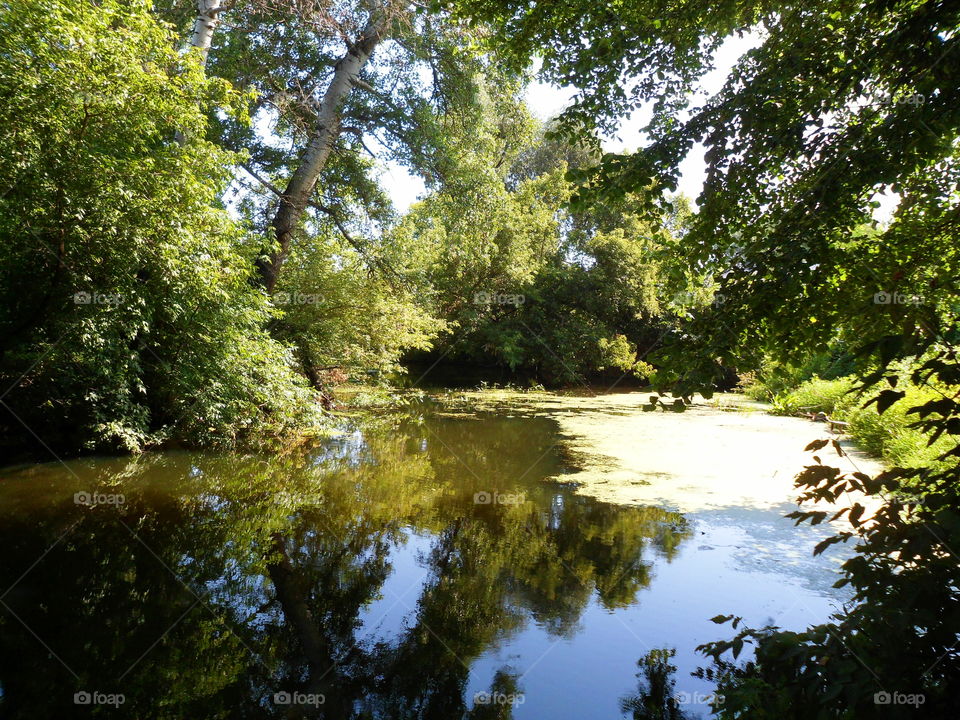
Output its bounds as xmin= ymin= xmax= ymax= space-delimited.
xmin=0 ymin=401 xmax=850 ymax=718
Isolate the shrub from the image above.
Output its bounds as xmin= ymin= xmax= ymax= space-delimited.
xmin=770 ymin=376 xmax=855 ymax=416
xmin=836 ymin=383 xmax=953 ymax=470
xmin=742 ymin=352 xmax=857 ymax=401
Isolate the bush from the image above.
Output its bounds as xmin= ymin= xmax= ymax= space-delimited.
xmin=836 ymin=383 xmax=953 ymax=470
xmin=767 ymin=372 xmax=950 ymax=470
xmin=770 ymin=376 xmax=855 ymax=416
xmin=741 ymin=352 xmax=857 ymax=401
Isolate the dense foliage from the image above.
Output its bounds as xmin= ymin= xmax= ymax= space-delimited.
xmin=0 ymin=0 xmax=697 ymax=453
xmin=405 ymin=125 xmax=684 ymax=384
xmin=0 ymin=0 xmax=321 ymax=455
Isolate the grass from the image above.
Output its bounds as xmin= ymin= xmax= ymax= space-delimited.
xmin=835 ymin=384 xmax=953 ymax=471
xmin=769 ymin=376 xmax=855 ymax=416
xmin=766 ymin=374 xmax=951 ymax=470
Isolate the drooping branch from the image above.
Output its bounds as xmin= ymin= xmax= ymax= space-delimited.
xmin=240 ymin=162 xmax=285 ymax=198
xmin=241 ymin=163 xmax=400 ymax=284
xmin=308 ymin=200 xmax=402 ymax=286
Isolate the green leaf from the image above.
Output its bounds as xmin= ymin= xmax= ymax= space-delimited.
xmin=865 ymin=389 xmax=906 ymax=415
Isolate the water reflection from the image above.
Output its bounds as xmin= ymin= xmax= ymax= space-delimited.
xmin=621 ymin=649 xmax=695 ymax=720
xmin=0 ymin=410 xmax=691 ymax=718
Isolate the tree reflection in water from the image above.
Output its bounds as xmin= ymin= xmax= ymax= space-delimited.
xmin=0 ymin=408 xmax=692 ymax=718
xmin=620 ymin=649 xmax=693 ymax=720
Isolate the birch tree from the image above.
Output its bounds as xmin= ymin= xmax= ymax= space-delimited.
xmin=188 ymin=0 xmax=222 ymax=64
xmin=158 ymin=0 xmax=507 ymax=292
xmin=257 ymin=6 xmax=393 ymax=292
xmin=154 ymin=0 xmax=533 ymax=384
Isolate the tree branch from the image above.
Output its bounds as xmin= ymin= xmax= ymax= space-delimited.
xmin=241 ymin=163 xmax=285 ymax=197
xmin=308 ymin=201 xmax=402 ymax=286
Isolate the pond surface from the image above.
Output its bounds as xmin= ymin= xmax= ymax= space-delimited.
xmin=0 ymin=396 xmax=857 ymax=718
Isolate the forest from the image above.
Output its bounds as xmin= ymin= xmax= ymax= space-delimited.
xmin=0 ymin=0 xmax=958 ymax=717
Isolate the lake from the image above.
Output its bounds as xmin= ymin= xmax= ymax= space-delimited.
xmin=0 ymin=392 xmax=871 ymax=718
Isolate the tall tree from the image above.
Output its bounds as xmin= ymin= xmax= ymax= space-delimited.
xmin=256 ymin=4 xmax=395 ymax=292
xmin=188 ymin=0 xmax=222 ymax=63
xmin=159 ymin=0 xmax=508 ymax=292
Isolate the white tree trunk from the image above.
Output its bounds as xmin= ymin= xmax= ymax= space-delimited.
xmin=259 ymin=14 xmax=385 ymax=292
xmin=189 ymin=0 xmax=222 ymax=65
xmin=174 ymin=0 xmax=223 ymax=146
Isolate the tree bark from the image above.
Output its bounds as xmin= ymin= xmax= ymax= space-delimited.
xmin=174 ymin=0 xmax=223 ymax=146
xmin=189 ymin=0 xmax=222 ymax=65
xmin=256 ymin=15 xmax=385 ymax=292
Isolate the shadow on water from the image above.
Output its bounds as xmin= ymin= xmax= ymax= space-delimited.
xmin=0 ymin=409 xmax=692 ymax=718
